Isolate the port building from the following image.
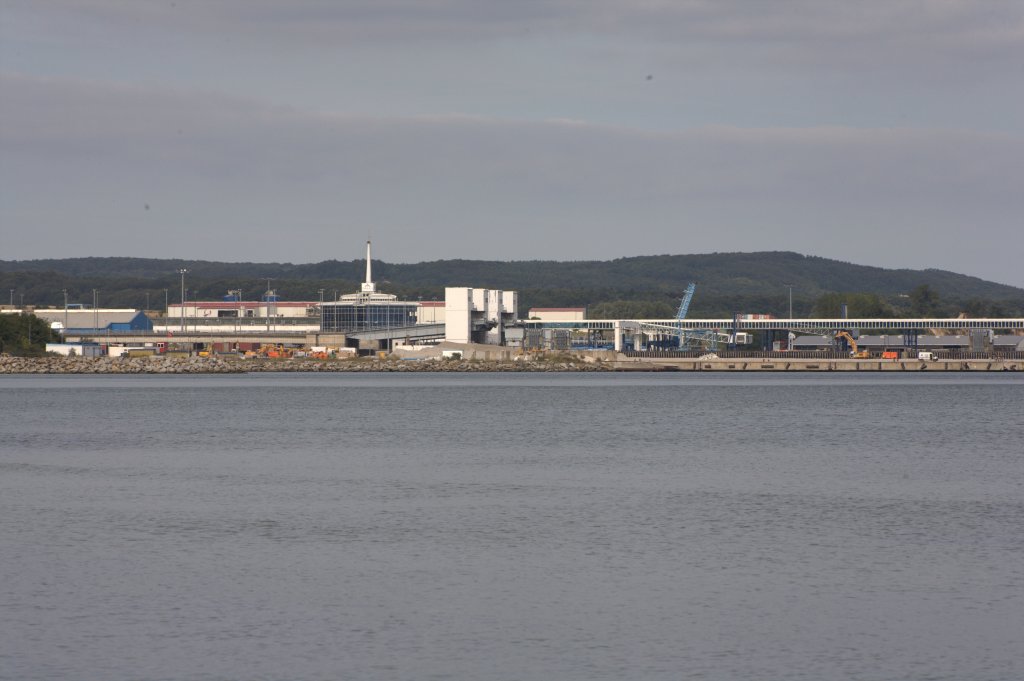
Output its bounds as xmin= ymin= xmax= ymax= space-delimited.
xmin=167 ymin=298 xmax=318 ymax=320
xmin=445 ymin=287 xmax=518 ymax=344
xmin=32 ymin=308 xmax=153 ymax=335
xmin=320 ymin=241 xmax=420 ymax=333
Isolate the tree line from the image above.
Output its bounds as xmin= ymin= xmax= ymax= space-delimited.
xmin=2 ymin=252 xmax=1022 ymax=319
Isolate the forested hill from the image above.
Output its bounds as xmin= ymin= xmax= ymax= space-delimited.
xmin=2 ymin=252 xmax=1022 ymax=318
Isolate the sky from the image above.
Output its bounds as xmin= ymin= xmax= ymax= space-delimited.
xmin=1 ymin=1 xmax=1023 ymax=287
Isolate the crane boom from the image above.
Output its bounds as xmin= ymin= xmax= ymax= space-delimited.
xmin=676 ymin=283 xmax=697 ymax=321
xmin=676 ymin=283 xmax=697 ymax=349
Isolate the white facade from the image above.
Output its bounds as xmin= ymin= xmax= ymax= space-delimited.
xmin=445 ymin=287 xmax=474 ymax=344
xmin=528 ymin=307 xmax=586 ymax=321
xmin=503 ymin=291 xmax=518 ymax=320
xmin=444 ymin=287 xmax=519 ymax=345
xmin=416 ymin=301 xmax=446 ymax=324
xmin=45 ymin=343 xmax=105 ymax=357
xmin=167 ymin=301 xmax=318 ymax=319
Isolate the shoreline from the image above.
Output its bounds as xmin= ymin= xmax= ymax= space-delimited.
xmin=1 ymin=355 xmax=1020 ymax=374
xmin=0 ymin=355 xmax=609 ymax=374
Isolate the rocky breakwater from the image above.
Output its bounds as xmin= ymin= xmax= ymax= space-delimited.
xmin=1 ymin=354 xmax=611 ymax=374
xmin=244 ymin=356 xmax=610 ymax=372
xmin=0 ymin=355 xmax=244 ymax=374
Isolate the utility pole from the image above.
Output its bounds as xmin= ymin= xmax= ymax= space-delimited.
xmin=318 ymin=288 xmax=325 ymax=330
xmin=264 ymin=278 xmax=274 ymax=331
xmin=784 ymin=284 xmax=794 ymax=319
xmin=92 ymin=289 xmax=98 ymax=333
xmin=178 ymin=269 xmax=188 ymax=333
xmin=63 ymin=288 xmax=68 ymax=339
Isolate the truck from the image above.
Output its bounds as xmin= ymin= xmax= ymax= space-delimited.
xmin=917 ymin=351 xmax=938 ymax=361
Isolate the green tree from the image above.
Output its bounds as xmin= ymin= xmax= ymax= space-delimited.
xmin=909 ymin=284 xmax=940 ymax=316
xmin=0 ymin=313 xmax=56 ymax=355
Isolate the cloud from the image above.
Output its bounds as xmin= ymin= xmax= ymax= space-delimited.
xmin=2 ymin=74 xmax=1022 ymax=286
xmin=9 ymin=0 xmax=1023 ymax=58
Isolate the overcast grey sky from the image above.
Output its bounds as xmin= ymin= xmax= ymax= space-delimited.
xmin=2 ymin=1 xmax=1022 ymax=286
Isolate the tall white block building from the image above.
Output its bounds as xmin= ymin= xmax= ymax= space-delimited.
xmin=444 ymin=287 xmax=518 ymax=345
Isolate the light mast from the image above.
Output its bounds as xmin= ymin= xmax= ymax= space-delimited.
xmin=361 ymin=240 xmax=376 ymax=294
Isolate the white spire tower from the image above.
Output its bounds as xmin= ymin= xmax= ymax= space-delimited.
xmin=361 ymin=240 xmax=376 ymax=294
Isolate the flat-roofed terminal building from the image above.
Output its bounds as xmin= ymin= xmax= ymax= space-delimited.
xmin=320 ymin=241 xmax=419 ymax=333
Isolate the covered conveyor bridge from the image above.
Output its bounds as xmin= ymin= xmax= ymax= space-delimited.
xmin=522 ymin=318 xmax=1024 ymax=351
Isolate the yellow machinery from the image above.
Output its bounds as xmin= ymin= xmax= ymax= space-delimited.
xmin=835 ymin=331 xmax=871 ymax=358
xmin=258 ymin=343 xmax=293 ymax=359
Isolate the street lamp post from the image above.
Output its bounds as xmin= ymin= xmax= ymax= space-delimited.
xmin=318 ymin=288 xmax=325 ymax=330
xmin=227 ymin=289 xmax=242 ymax=332
xmin=264 ymin=278 xmax=274 ymax=332
xmin=178 ymin=269 xmax=188 ymax=333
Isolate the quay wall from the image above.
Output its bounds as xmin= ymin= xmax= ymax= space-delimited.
xmin=610 ymin=357 xmax=1022 ymax=372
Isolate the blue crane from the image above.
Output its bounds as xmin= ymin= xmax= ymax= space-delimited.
xmin=676 ymin=282 xmax=697 ymax=348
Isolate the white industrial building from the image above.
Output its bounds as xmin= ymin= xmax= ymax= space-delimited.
xmin=33 ymin=308 xmax=153 ymax=334
xmin=444 ymin=287 xmax=518 ymax=345
xmin=167 ymin=298 xmax=318 ymax=320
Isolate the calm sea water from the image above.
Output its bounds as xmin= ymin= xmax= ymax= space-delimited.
xmin=1 ymin=372 xmax=1022 ymax=681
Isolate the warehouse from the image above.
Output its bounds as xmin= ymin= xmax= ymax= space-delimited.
xmin=33 ymin=308 xmax=153 ymax=335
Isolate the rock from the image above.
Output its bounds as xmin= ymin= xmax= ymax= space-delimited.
xmin=0 ymin=353 xmax=611 ymax=374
